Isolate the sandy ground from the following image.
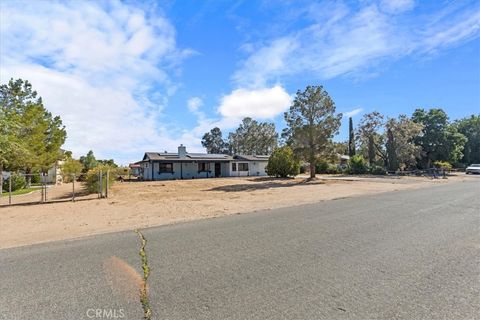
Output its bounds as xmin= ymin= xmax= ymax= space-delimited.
xmin=0 ymin=174 xmax=475 ymax=249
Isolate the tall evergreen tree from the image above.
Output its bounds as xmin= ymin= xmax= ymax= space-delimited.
xmin=0 ymin=79 xmax=66 ymax=185
xmin=282 ymin=85 xmax=342 ymax=178
xmin=348 ymin=117 xmax=356 ymax=157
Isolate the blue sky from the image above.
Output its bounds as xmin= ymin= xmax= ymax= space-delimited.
xmin=1 ymin=0 xmax=479 ymax=164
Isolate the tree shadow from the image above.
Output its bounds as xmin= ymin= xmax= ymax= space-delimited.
xmin=206 ymin=177 xmax=325 ymax=192
xmin=50 ymin=187 xmax=92 ymax=200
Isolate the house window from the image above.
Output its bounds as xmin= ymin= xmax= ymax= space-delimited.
xmin=238 ymin=163 xmax=249 ymax=171
xmin=159 ymin=163 xmax=173 ymax=173
xmin=198 ymin=162 xmax=210 ymax=172
xmin=232 ymin=163 xmax=237 ymax=171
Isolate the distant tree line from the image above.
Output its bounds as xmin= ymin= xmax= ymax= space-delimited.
xmin=202 ymin=85 xmax=479 ymax=178
xmin=201 ymin=117 xmax=278 ymax=155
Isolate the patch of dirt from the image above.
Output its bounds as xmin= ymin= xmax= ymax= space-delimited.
xmin=0 ymin=174 xmax=473 ymax=249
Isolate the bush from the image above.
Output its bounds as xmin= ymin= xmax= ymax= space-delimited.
xmin=315 ymin=160 xmax=329 ymax=174
xmin=2 ymin=173 xmax=26 ymax=192
xmin=266 ymin=146 xmax=300 ymax=178
xmin=326 ymin=164 xmax=342 ymax=174
xmin=85 ymin=165 xmax=116 ymax=194
xmin=370 ymin=166 xmax=386 ymax=175
xmin=348 ymin=155 xmax=368 ymax=174
xmin=62 ymin=158 xmax=83 ymax=183
xmin=433 ymin=161 xmax=452 ymax=171
xmin=30 ymin=172 xmax=41 ymax=184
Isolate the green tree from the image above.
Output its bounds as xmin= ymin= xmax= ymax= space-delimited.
xmin=266 ymin=146 xmax=300 ymax=178
xmin=0 ymin=79 xmax=66 ymax=185
xmin=61 ymin=158 xmax=83 ymax=182
xmin=63 ymin=150 xmax=73 ymax=160
xmin=283 ymin=86 xmax=342 ymax=178
xmin=79 ymin=150 xmax=98 ymax=173
xmin=98 ymin=159 xmax=118 ymax=168
xmin=453 ymin=115 xmax=480 ymax=165
xmin=412 ymin=108 xmax=467 ymax=167
xmin=201 ymin=127 xmax=228 ymax=154
xmin=228 ymin=118 xmax=278 ymax=155
xmin=385 ymin=115 xmax=424 ymax=170
xmin=348 ymin=117 xmax=356 ymax=157
xmin=357 ymin=111 xmax=385 ymax=166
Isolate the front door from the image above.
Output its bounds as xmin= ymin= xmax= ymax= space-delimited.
xmin=215 ymin=163 xmax=221 ymax=177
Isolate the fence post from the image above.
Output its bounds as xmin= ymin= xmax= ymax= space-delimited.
xmin=41 ymin=174 xmax=44 ymax=202
xmin=72 ymin=174 xmax=75 ymax=202
xmin=98 ymin=170 xmax=103 ymax=198
xmin=44 ymin=173 xmax=47 ymax=202
xmin=0 ymin=170 xmax=3 ymax=197
xmin=9 ymin=175 xmax=12 ymax=205
xmin=106 ymin=170 xmax=109 ymax=198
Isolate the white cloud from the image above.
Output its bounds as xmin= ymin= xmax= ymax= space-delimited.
xmin=343 ymin=108 xmax=363 ymax=117
xmin=218 ymin=86 xmax=292 ymax=120
xmin=233 ymin=2 xmax=480 ymax=86
xmin=187 ymin=97 xmax=203 ymax=112
xmin=182 ymin=86 xmax=292 ymax=152
xmin=0 ymin=1 xmax=195 ymax=164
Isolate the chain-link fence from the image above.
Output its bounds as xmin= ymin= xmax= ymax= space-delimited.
xmin=0 ymin=171 xmax=110 ymax=206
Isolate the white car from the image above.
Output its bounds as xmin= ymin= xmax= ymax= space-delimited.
xmin=465 ymin=164 xmax=480 ymax=174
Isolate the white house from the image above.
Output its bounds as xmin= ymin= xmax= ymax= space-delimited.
xmin=137 ymin=145 xmax=269 ymax=180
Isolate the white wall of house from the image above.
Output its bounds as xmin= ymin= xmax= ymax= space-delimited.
xmin=227 ymin=161 xmax=268 ymax=177
xmin=141 ymin=161 xmax=235 ymax=180
xmin=250 ymin=161 xmax=267 ymax=176
xmin=45 ymin=160 xmax=64 ymax=184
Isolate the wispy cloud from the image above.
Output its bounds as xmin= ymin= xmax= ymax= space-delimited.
xmin=0 ymin=1 xmax=192 ymax=163
xmin=343 ymin=108 xmax=363 ymax=118
xmin=233 ymin=1 xmax=480 ymax=87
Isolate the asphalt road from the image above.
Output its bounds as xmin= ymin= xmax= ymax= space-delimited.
xmin=1 ymin=179 xmax=479 ymax=320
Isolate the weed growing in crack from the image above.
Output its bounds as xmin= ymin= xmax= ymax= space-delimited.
xmin=135 ymin=229 xmax=152 ymax=320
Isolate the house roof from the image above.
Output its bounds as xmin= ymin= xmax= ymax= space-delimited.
xmin=234 ymin=154 xmax=270 ymax=161
xmin=142 ymin=152 xmax=233 ymax=162
xmin=141 ymin=152 xmax=270 ymax=162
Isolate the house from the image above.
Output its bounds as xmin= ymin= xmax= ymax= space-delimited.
xmin=128 ymin=163 xmax=142 ymax=177
xmin=137 ymin=145 xmax=269 ymax=180
xmin=46 ymin=159 xmax=64 ymax=184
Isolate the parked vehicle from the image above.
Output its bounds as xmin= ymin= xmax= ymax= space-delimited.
xmin=465 ymin=164 xmax=480 ymax=174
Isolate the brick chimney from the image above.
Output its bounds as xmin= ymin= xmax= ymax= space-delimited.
xmin=178 ymin=144 xmax=187 ymax=158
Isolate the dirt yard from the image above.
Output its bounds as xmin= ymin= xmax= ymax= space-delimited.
xmin=0 ymin=174 xmax=473 ymax=249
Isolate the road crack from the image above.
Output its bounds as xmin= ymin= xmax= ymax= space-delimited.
xmin=135 ymin=229 xmax=152 ymax=320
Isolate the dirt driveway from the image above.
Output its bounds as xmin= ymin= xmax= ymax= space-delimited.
xmin=0 ymin=174 xmax=472 ymax=249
